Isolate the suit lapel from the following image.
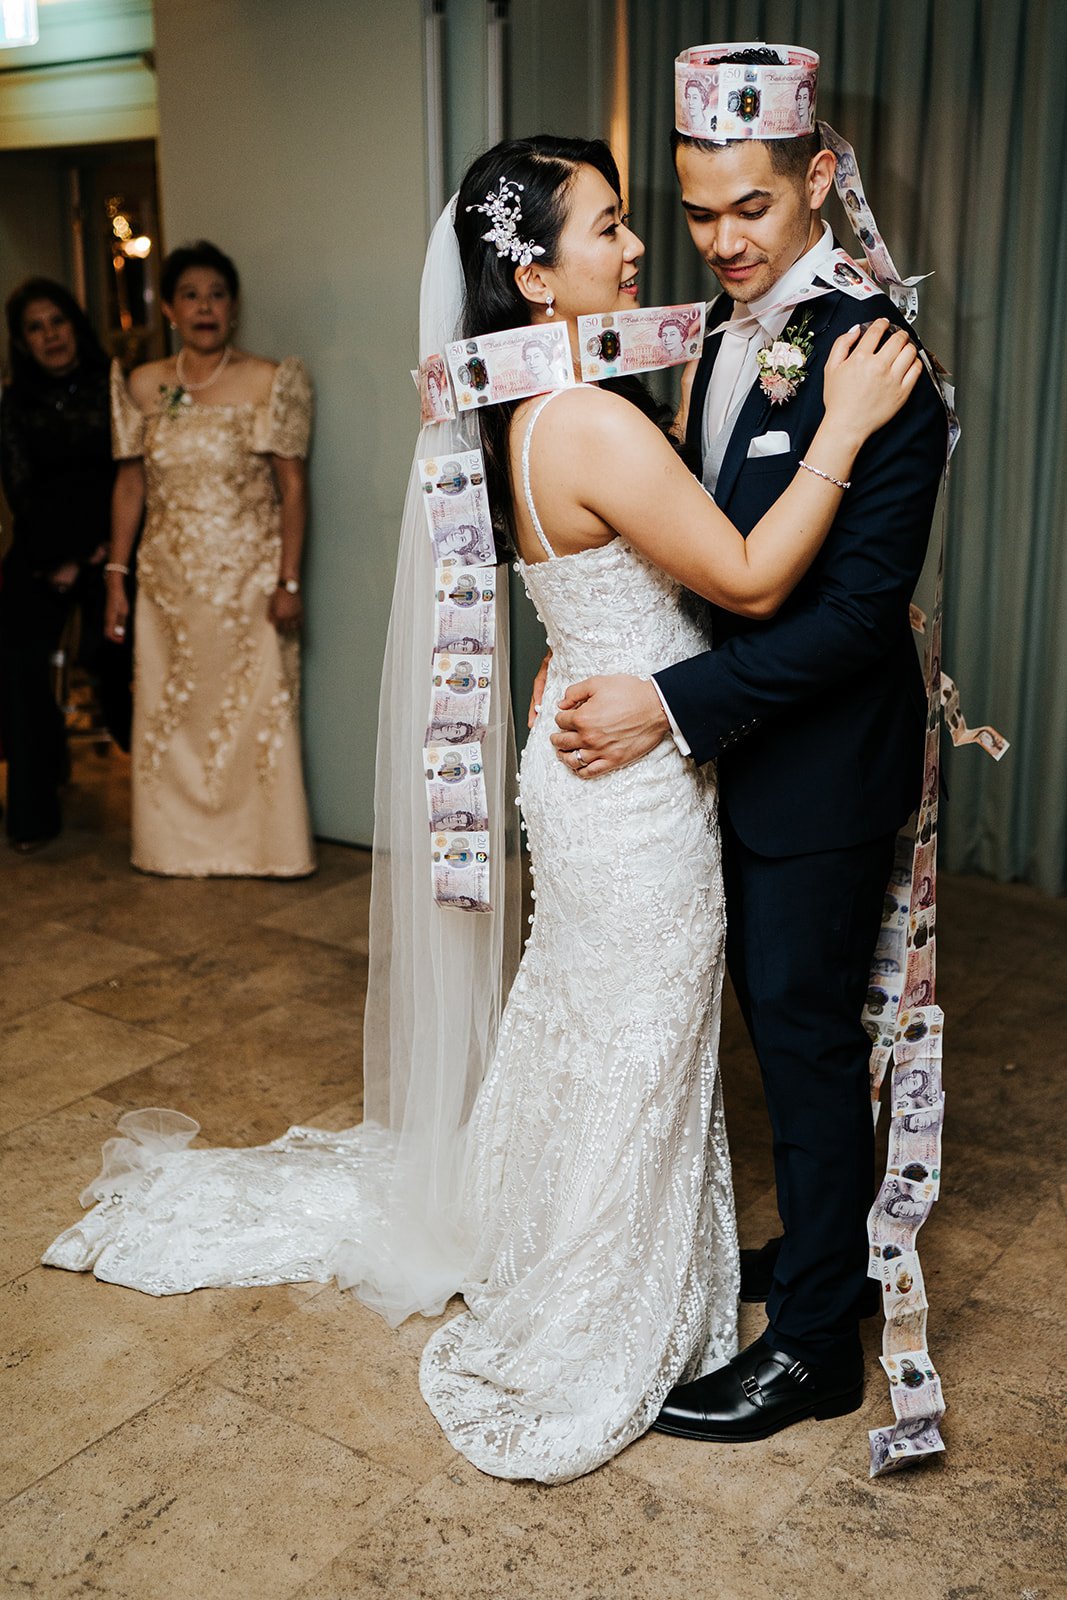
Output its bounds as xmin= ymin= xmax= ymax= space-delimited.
xmin=714 ymin=289 xmax=841 ymax=509
xmin=684 ymin=294 xmax=733 ymax=463
xmin=714 ymin=385 xmax=774 ymax=507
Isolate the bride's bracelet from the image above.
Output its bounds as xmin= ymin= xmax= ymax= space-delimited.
xmin=104 ymin=562 xmax=130 ymax=576
xmin=798 ymin=459 xmax=851 ymax=491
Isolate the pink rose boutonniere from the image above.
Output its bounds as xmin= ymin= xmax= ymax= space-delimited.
xmin=756 ymin=309 xmax=815 ymax=405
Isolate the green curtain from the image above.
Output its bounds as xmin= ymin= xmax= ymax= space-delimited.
xmin=628 ymin=0 xmax=1067 ymax=893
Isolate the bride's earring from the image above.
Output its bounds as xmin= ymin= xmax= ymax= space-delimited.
xmin=545 ymin=292 xmax=555 ymax=318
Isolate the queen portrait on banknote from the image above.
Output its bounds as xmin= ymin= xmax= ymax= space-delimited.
xmin=44 ymin=49 xmax=938 ymax=1486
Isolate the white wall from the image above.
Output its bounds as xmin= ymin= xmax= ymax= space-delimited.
xmin=0 ymin=0 xmax=156 ymax=150
xmin=152 ymin=0 xmax=429 ymax=845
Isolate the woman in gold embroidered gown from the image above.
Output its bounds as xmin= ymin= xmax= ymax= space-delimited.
xmin=104 ymin=241 xmax=315 ymax=877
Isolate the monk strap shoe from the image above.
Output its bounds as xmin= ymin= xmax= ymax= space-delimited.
xmin=653 ymin=1336 xmax=864 ymax=1443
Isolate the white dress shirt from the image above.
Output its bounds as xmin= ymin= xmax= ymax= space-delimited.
xmin=703 ymin=221 xmax=836 ymax=456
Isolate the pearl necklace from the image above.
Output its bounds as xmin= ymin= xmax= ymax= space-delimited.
xmin=175 ymin=344 xmax=232 ymax=392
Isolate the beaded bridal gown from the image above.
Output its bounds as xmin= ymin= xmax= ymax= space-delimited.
xmin=44 ymin=393 xmax=739 ymax=1484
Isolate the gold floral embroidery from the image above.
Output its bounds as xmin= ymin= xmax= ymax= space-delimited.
xmin=256 ymin=640 xmax=301 ymax=787
xmin=121 ymin=361 xmax=312 ymax=814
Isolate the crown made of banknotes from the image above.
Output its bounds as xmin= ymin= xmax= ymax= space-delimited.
xmin=675 ymin=42 xmax=819 ymax=141
xmin=467 ymin=177 xmax=546 ymax=268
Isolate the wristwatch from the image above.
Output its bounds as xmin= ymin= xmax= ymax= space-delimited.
xmin=277 ymin=578 xmax=301 ymax=595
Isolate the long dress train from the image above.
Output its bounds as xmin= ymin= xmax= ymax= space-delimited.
xmin=44 ymin=394 xmax=738 ymax=1483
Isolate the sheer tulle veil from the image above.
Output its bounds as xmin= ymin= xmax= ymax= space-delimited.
xmin=346 ymin=196 xmax=522 ymax=1322
xmin=43 ymin=198 xmax=521 ymax=1326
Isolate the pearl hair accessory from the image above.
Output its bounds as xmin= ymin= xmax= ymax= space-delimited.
xmin=467 ymin=177 xmax=545 ymax=268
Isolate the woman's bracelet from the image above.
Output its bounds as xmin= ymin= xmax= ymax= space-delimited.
xmin=798 ymin=459 xmax=851 ymax=491
xmin=104 ymin=562 xmax=130 ymax=576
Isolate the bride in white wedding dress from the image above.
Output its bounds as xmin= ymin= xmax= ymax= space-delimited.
xmin=44 ymin=136 xmax=920 ymax=1484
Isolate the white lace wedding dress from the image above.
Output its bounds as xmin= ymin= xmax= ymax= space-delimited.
xmin=44 ymin=394 xmax=739 ymax=1484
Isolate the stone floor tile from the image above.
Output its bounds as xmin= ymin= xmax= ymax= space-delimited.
xmin=0 ymin=921 xmax=160 ymax=1027
xmin=940 ymin=1049 xmax=1067 ymax=1159
xmin=735 ymin=1180 xmax=781 ymax=1251
xmin=764 ymin=1419 xmax=1067 ymax=1600
xmin=933 ymin=1140 xmax=1053 ymax=1253
xmin=258 ymin=877 xmax=372 ymax=953
xmin=273 ymin=941 xmax=366 ymax=1020
xmin=58 ymin=874 xmax=317 ymax=959
xmin=0 ymin=1095 xmax=149 ymax=1283
xmin=987 ymin=1562 xmax=1067 ymax=1600
xmin=1 ymin=1374 xmax=411 ymax=1600
xmin=0 ymin=1267 xmax=320 ymax=1500
xmin=93 ymin=998 xmax=361 ymax=1146
xmin=613 ymin=1401 xmax=866 ymax=1536
xmin=0 ymin=847 xmax=126 ymax=930
xmin=2 ymin=742 xmax=1063 ymax=1598
xmin=44 ymin=842 xmax=365 ymax=963
xmin=949 ymin=960 xmax=1067 ymax=1055
xmin=292 ymin=1458 xmax=764 ymax=1600
xmin=898 ymin=1211 xmax=1009 ymax=1319
xmin=70 ymin=924 xmax=364 ymax=1044
xmin=299 ymin=1092 xmax=364 ymax=1130
xmin=0 ymin=1000 xmax=185 ymax=1135
xmin=207 ymin=1282 xmax=455 ymax=1482
xmin=746 ymin=1489 xmax=980 ymax=1600
xmin=935 ymin=1298 xmax=1067 ymax=1406
xmin=938 ymin=871 xmax=1065 ymax=952
xmin=968 ymin=1188 xmax=1066 ymax=1323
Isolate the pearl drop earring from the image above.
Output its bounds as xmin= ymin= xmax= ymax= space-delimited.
xmin=545 ymin=292 xmax=555 ymax=318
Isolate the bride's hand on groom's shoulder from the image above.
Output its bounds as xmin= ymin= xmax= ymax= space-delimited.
xmin=551 ymin=675 xmax=669 ymax=778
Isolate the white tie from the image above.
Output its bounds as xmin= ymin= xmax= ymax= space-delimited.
xmin=706 ymin=318 xmax=763 ymax=443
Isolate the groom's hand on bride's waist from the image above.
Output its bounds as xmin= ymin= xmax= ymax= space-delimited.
xmin=552 ymin=675 xmax=669 ymax=778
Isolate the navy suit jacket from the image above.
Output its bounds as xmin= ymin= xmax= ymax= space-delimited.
xmin=654 ymin=285 xmax=948 ymax=857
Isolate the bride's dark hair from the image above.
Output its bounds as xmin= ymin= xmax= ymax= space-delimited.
xmin=455 ymin=135 xmax=673 ymax=558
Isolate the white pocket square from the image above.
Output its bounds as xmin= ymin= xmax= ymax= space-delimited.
xmin=747 ymin=431 xmax=792 ymax=458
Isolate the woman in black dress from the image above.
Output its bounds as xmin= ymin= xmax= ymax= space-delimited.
xmin=0 ymin=278 xmax=119 ymax=850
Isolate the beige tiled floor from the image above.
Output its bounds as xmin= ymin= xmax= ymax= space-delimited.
xmin=2 ymin=744 xmax=1065 ymax=1600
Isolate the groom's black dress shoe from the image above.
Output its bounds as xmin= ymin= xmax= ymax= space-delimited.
xmin=652 ymin=1337 xmax=864 ymax=1443
xmin=740 ymin=1236 xmax=882 ymax=1318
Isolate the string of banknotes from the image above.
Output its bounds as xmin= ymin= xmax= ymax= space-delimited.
xmin=413 ymin=303 xmax=703 ymax=909
xmin=415 ymin=437 xmax=497 ymax=912
xmin=864 ymin=374 xmax=1008 ymax=1477
xmin=417 ymin=301 xmax=1009 ymax=1482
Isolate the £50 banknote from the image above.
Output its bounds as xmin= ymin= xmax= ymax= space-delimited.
xmin=577 ymin=303 xmax=705 ymax=381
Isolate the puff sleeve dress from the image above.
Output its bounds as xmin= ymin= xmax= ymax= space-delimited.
xmin=111 ymin=356 xmax=315 ymax=876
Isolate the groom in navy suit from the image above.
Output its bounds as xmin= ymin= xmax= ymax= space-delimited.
xmin=552 ymin=45 xmax=947 ymax=1440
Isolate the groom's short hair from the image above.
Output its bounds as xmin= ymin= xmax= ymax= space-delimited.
xmin=671 ymin=48 xmax=822 ymax=183
xmin=672 ymin=127 xmax=821 ymax=183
